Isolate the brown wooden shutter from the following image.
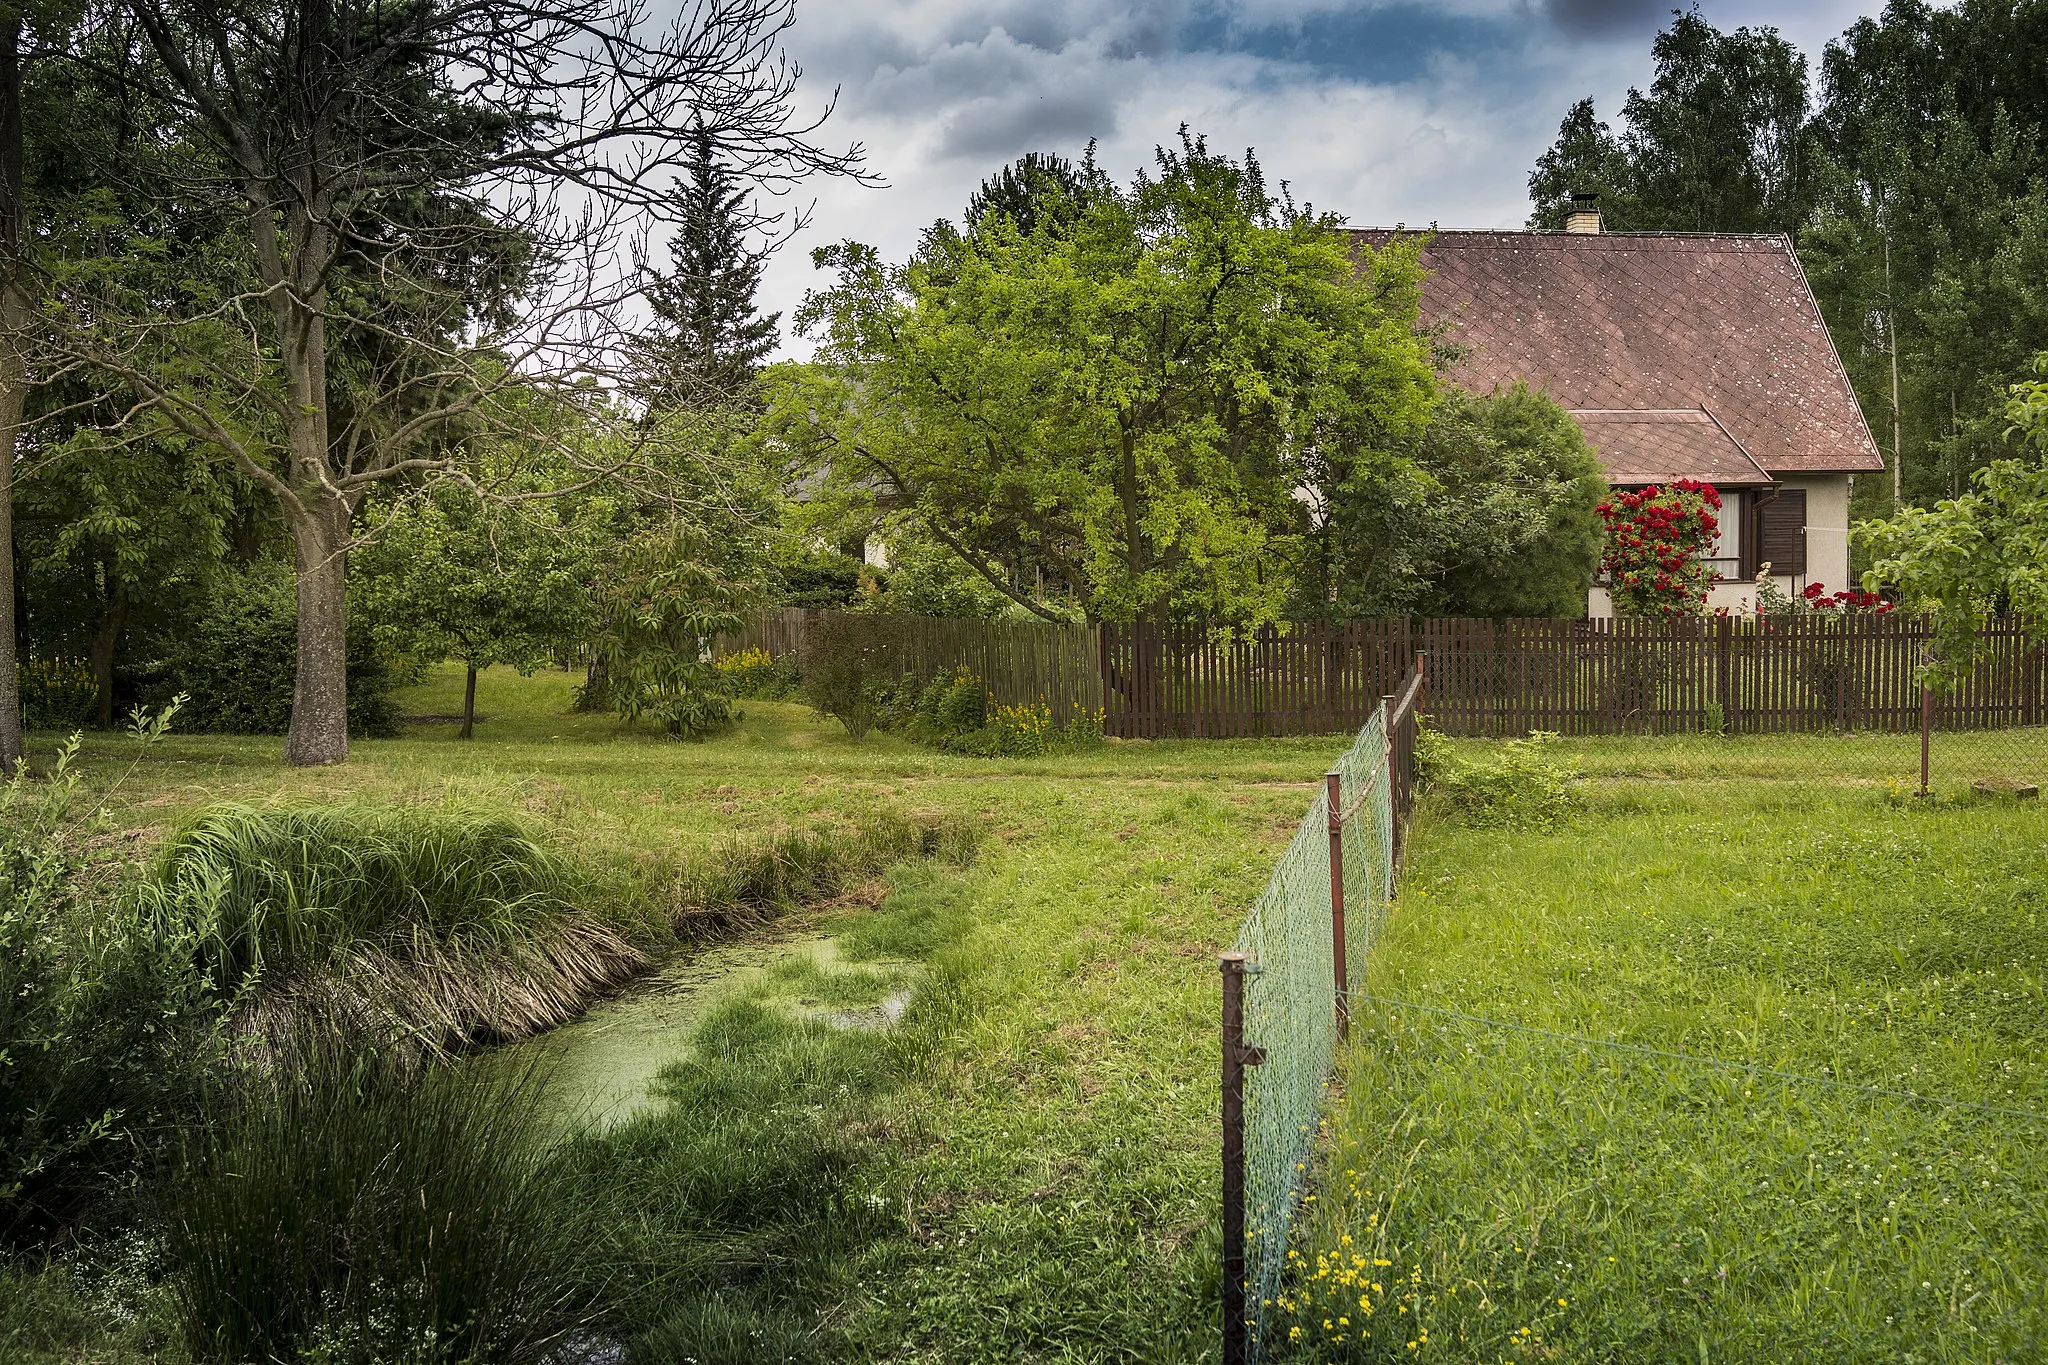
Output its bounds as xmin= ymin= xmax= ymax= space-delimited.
xmin=1755 ymin=489 xmax=1807 ymax=577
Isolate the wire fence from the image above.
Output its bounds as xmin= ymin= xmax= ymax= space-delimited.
xmin=1221 ymin=659 xmax=1424 ymax=1364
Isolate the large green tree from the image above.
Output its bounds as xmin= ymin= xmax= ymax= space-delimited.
xmin=775 ymin=132 xmax=1437 ymax=625
xmin=59 ymin=0 xmax=859 ymax=768
xmin=1310 ymin=384 xmax=1607 ymax=620
xmin=1528 ymin=11 xmax=1811 ymax=234
xmin=1857 ymin=355 xmax=2048 ymax=682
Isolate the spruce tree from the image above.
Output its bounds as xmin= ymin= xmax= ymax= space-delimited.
xmin=633 ymin=124 xmax=779 ymax=411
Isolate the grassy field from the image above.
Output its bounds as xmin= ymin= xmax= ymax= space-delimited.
xmin=10 ymin=663 xmax=1352 ymax=1365
xmin=1283 ymin=733 xmax=2048 ymax=1363
xmin=11 ymin=672 xmax=2048 ymax=1363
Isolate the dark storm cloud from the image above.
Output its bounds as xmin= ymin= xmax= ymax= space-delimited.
xmin=937 ymin=87 xmax=1121 ymax=159
xmin=1177 ymin=3 xmax=1524 ymax=83
xmin=1541 ymin=0 xmax=1672 ymax=36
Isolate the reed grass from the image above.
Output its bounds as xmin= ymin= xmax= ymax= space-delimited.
xmin=663 ymin=808 xmax=980 ymax=937
xmin=169 ymin=1031 xmax=597 ymax=1365
xmin=134 ymin=805 xmax=649 ymax=1052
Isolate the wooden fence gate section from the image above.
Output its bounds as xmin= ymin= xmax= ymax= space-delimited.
xmin=725 ymin=611 xmax=2048 ymax=740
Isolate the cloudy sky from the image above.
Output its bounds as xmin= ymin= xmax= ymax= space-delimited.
xmin=742 ymin=0 xmax=1886 ymax=355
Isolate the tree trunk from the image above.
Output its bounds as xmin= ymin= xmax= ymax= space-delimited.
xmin=285 ymin=497 xmax=351 ymax=766
xmin=460 ymin=663 xmax=477 ymax=740
xmin=0 ymin=16 xmax=26 ymax=773
xmin=90 ymin=577 xmax=128 ymax=729
xmin=0 ymin=361 xmax=21 ymax=771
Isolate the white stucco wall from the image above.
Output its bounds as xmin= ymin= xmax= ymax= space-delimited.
xmin=1588 ymin=474 xmax=1855 ymax=618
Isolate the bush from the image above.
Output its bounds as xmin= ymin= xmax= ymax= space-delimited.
xmin=169 ymin=1035 xmax=597 ymax=1365
xmin=713 ymin=646 xmax=799 ymax=700
xmin=1 ymin=739 xmax=228 ymax=1243
xmin=16 ymin=660 xmax=96 ymax=731
xmin=799 ymin=614 xmax=909 ymax=737
xmin=159 ymin=568 xmax=401 ymax=738
xmin=1415 ymin=724 xmax=1583 ymax=829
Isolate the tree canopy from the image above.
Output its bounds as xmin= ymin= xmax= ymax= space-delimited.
xmin=775 ymin=131 xmax=1439 ymax=625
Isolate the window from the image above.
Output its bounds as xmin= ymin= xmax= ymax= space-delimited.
xmin=1751 ymin=488 xmax=1806 ymax=577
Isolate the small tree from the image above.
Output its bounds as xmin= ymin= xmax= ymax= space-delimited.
xmin=1857 ymin=355 xmax=2048 ymax=684
xmin=589 ymin=523 xmax=753 ymax=738
xmin=1598 ymin=480 xmax=1721 ymax=616
xmin=359 ymin=486 xmax=592 ymax=739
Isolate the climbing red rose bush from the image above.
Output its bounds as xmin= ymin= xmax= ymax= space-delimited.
xmin=1597 ymin=479 xmax=1721 ymax=616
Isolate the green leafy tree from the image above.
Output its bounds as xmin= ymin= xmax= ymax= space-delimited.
xmin=14 ymin=429 xmax=233 ymax=726
xmin=964 ymin=150 xmax=1090 ymax=238
xmin=1529 ymin=11 xmax=1811 ymax=234
xmin=358 ymin=484 xmax=592 ymax=739
xmin=776 ymin=131 xmax=1437 ymax=624
xmin=1417 ymin=387 xmax=1608 ymax=618
xmin=1857 ymin=355 xmax=2048 ymax=683
xmin=589 ymin=520 xmax=754 ymax=737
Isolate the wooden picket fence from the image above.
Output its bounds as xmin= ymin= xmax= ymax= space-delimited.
xmin=724 ymin=610 xmax=2048 ymax=741
xmin=721 ymin=607 xmax=1104 ymax=717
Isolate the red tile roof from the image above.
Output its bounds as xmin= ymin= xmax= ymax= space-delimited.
xmin=1570 ymin=409 xmax=1773 ymax=486
xmin=1351 ymin=230 xmax=1885 ymax=479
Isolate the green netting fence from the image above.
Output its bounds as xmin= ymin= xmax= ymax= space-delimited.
xmin=1222 ymin=659 xmax=1423 ymax=1363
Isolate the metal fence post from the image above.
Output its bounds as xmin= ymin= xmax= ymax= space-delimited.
xmin=1381 ymin=695 xmax=1399 ymax=867
xmin=1920 ymin=680 xmax=1934 ymax=799
xmin=1221 ymin=952 xmax=1262 ymax=1365
xmin=1325 ymin=772 xmax=1348 ymax=1041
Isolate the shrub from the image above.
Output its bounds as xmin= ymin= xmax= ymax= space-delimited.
xmin=800 ymin=614 xmax=911 ymax=737
xmin=17 ymin=660 xmax=96 ymax=731
xmin=1 ymin=738 xmax=228 ymax=1243
xmin=713 ymin=646 xmax=799 ymax=700
xmin=159 ymin=568 xmax=401 ymax=738
xmin=169 ymin=1035 xmax=597 ymax=1365
xmin=133 ymin=805 xmax=648 ymax=1051
xmin=1415 ymin=725 xmax=1583 ymax=829
xmin=1598 ymin=480 xmax=1720 ymax=617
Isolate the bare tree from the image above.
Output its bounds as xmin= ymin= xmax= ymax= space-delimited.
xmin=60 ymin=0 xmax=862 ymax=765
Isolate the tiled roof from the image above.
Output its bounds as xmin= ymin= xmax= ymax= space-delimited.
xmin=1351 ymin=230 xmax=1885 ymax=477
xmin=1569 ymin=409 xmax=1773 ymax=487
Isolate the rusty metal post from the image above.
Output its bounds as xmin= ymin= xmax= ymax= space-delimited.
xmin=1382 ymin=694 xmax=1399 ymax=867
xmin=1325 ymin=771 xmax=1348 ymax=1041
xmin=1920 ymin=681 xmax=1934 ymax=799
xmin=1221 ymin=953 xmax=1261 ymax=1365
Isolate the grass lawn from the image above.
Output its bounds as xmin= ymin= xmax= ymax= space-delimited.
xmin=1284 ymin=734 xmax=2048 ymax=1363
xmin=15 ymin=673 xmax=2048 ymax=1363
xmin=13 ymin=663 xmax=1355 ymax=1365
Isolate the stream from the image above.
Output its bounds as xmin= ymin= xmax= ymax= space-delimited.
xmin=482 ymin=930 xmax=909 ymax=1129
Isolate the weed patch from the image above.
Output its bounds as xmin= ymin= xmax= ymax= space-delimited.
xmin=169 ymin=1035 xmax=597 ymax=1365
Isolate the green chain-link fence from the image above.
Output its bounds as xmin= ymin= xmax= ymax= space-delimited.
xmin=1223 ymin=661 xmax=1422 ymax=1363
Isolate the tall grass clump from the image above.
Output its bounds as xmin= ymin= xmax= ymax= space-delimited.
xmin=170 ymin=1032 xmax=598 ymax=1365
xmin=136 ymin=805 xmax=650 ymax=1051
xmin=666 ymin=808 xmax=980 ymax=936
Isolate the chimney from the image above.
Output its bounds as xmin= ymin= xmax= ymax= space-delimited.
xmin=1565 ymin=191 xmax=1602 ymax=234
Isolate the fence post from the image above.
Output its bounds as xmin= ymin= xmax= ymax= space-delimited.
xmin=1325 ymin=771 xmax=1348 ymax=1041
xmin=1920 ymin=678 xmax=1934 ymax=799
xmin=1381 ymin=695 xmax=1398 ymax=866
xmin=1220 ymin=952 xmax=1262 ymax=1365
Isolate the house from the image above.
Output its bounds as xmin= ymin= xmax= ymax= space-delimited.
xmin=1354 ymin=204 xmax=1885 ymax=616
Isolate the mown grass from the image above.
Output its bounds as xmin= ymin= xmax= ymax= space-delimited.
xmin=1282 ymin=740 xmax=2048 ymax=1363
xmin=19 ymin=670 xmax=2045 ymax=1363
xmin=8 ymin=664 xmax=1331 ymax=1364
